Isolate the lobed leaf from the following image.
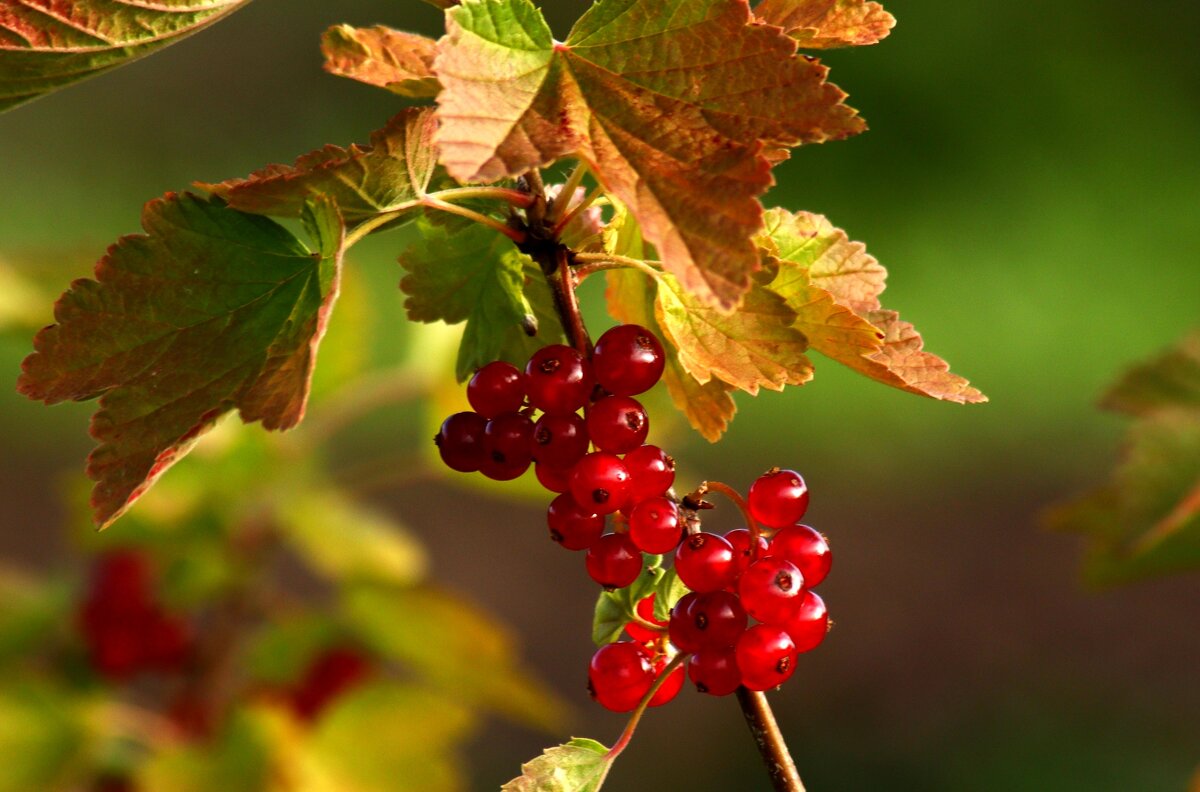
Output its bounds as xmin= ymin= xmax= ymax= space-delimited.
xmin=1100 ymin=331 xmax=1200 ymax=417
xmin=502 ymin=737 xmax=613 ymax=792
xmin=435 ymin=0 xmax=865 ymax=309
xmin=399 ymin=217 xmax=566 ymax=381
xmin=756 ymin=0 xmax=896 ymax=49
xmin=18 ymin=194 xmax=345 ymax=527
xmin=322 ymin=24 xmax=440 ymax=98
xmin=0 ymin=0 xmax=250 ymax=113
xmin=199 ymin=107 xmax=440 ymax=223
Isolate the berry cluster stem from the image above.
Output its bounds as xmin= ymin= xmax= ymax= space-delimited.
xmin=736 ymin=687 xmax=806 ymax=792
xmin=691 ymin=480 xmax=765 ymax=559
xmin=607 ymin=652 xmax=690 ymax=760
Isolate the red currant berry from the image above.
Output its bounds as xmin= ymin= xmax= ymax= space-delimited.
xmin=767 ymin=524 xmax=832 ymax=588
xmin=625 ymin=594 xmax=667 ymax=643
xmin=586 ymin=395 xmax=649 ymax=454
xmin=467 ymin=361 xmax=526 ymax=418
xmin=479 ymin=454 xmax=530 ymax=481
xmin=145 ymin=613 xmax=192 ymax=670
xmin=688 ymin=590 xmax=748 ymax=648
xmin=674 ymin=532 xmax=737 ymax=593
xmin=569 ymin=452 xmax=631 ymax=515
xmin=667 ymin=592 xmax=703 ymax=652
xmin=525 ymin=345 xmax=593 ymax=415
xmin=483 ymin=411 xmax=534 ymax=467
xmin=738 ymin=557 xmax=805 ymax=625
xmin=585 ymin=533 xmax=643 ymax=589
xmin=747 ymin=469 xmax=810 ymax=529
xmin=724 ymin=528 xmax=769 ymax=579
xmin=782 ymin=591 xmax=829 ymax=653
xmin=290 ymin=647 xmax=373 ymax=721
xmin=688 ymin=647 xmax=742 ymax=696
xmin=434 ymin=412 xmax=487 ymax=473
xmin=531 ymin=413 xmax=589 ymax=469
xmin=592 ymin=324 xmax=665 ymax=396
xmin=628 ymin=497 xmax=683 ymax=554
xmin=588 ymin=642 xmax=654 ymax=712
xmin=623 ymin=445 xmax=676 ymax=503
xmin=535 ymin=462 xmax=571 ymax=493
xmin=735 ymin=624 xmax=798 ymax=691
xmin=546 ymin=494 xmax=604 ymax=550
xmin=649 ymin=658 xmax=685 ymax=707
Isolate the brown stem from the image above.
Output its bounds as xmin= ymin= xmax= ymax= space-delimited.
xmin=702 ymin=480 xmax=765 ymax=561
xmin=736 ymin=687 xmax=806 ymax=792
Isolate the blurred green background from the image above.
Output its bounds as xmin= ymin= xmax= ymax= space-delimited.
xmin=1 ymin=1 xmax=1197 ymax=790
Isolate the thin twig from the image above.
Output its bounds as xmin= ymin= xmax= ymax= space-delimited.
xmin=422 ymin=196 xmax=527 ymax=243
xmin=736 ymin=687 xmax=806 ymax=792
xmin=702 ymin=480 xmax=765 ymax=561
xmin=607 ymin=652 xmax=690 ymax=759
xmin=554 ymin=246 xmax=591 ymax=355
xmin=572 ymin=254 xmax=664 ymax=284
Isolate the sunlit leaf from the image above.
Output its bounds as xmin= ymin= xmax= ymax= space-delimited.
xmin=342 ymin=584 xmax=567 ymax=732
xmin=243 ymin=615 xmax=340 ymax=687
xmin=435 ymin=0 xmax=864 ymax=309
xmin=1100 ymin=332 xmax=1200 ymax=417
xmin=756 ymin=0 xmax=895 ymax=49
xmin=399 ymin=217 xmax=566 ymax=381
xmin=502 ymin=737 xmax=613 ymax=792
xmin=0 ymin=0 xmax=250 ymax=112
xmin=592 ymin=557 xmax=662 ymax=645
xmin=652 ymin=567 xmax=689 ymax=622
xmin=18 ymin=194 xmax=345 ymax=527
xmin=322 ymin=25 xmax=440 ymax=98
xmin=200 ymin=108 xmax=439 ymax=223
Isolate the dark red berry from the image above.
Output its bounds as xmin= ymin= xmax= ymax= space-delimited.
xmin=667 ymin=592 xmax=702 ymax=652
xmin=586 ymin=395 xmax=649 ymax=454
xmin=688 ymin=647 xmax=742 ymax=696
xmin=649 ymin=658 xmax=685 ymax=707
xmin=767 ymin=524 xmax=832 ymax=588
xmin=735 ymin=624 xmax=798 ymax=691
xmin=747 ymin=469 xmax=810 ymax=529
xmin=592 ymin=324 xmax=665 ymax=396
xmin=688 ymin=590 xmax=748 ymax=648
xmin=738 ymin=557 xmax=804 ymax=626
xmin=623 ymin=445 xmax=676 ymax=503
xmin=525 ymin=345 xmax=593 ymax=415
xmin=625 ymin=594 xmax=668 ymax=643
xmin=467 ymin=361 xmax=526 ymax=418
xmin=479 ymin=454 xmax=530 ymax=481
xmin=589 ymin=641 xmax=654 ymax=712
xmin=290 ymin=647 xmax=373 ymax=721
xmin=535 ymin=462 xmax=571 ymax=493
xmin=782 ymin=591 xmax=829 ymax=653
xmin=585 ymin=533 xmax=643 ymax=589
xmin=483 ymin=411 xmax=534 ymax=467
xmin=531 ymin=413 xmax=589 ymax=469
xmin=569 ymin=452 xmax=631 ymax=515
xmin=674 ymin=532 xmax=737 ymax=593
xmin=145 ymin=613 xmax=192 ymax=670
xmin=547 ymin=494 xmax=604 ymax=550
xmin=628 ymin=497 xmax=683 ymax=554
xmin=434 ymin=412 xmax=487 ymax=473
xmin=725 ymin=528 xmax=769 ymax=579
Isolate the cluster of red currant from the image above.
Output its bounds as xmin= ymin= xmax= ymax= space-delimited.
xmin=434 ymin=325 xmax=832 ymax=713
xmin=78 ymin=551 xmax=193 ymax=680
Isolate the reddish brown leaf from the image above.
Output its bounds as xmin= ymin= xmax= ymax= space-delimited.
xmin=756 ymin=0 xmax=896 ymax=49
xmin=321 ymin=25 xmax=440 ymax=98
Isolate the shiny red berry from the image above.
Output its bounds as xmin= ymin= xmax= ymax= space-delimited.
xmin=782 ymin=591 xmax=829 ymax=653
xmin=767 ymin=524 xmax=832 ymax=588
xmin=434 ymin=412 xmax=487 ymax=473
xmin=592 ymin=324 xmax=665 ymax=396
xmin=467 ymin=361 xmax=526 ymax=418
xmin=623 ymin=445 xmax=676 ymax=503
xmin=525 ymin=345 xmax=593 ymax=415
xmin=588 ymin=641 xmax=654 ymax=712
xmin=585 ymin=533 xmax=643 ymax=589
xmin=649 ymin=658 xmax=685 ymax=707
xmin=674 ymin=532 xmax=737 ymax=593
xmin=687 ymin=590 xmax=748 ymax=648
xmin=483 ymin=411 xmax=534 ymax=467
xmin=569 ymin=452 xmax=631 ymax=515
xmin=736 ymin=624 xmax=798 ymax=691
xmin=724 ymin=528 xmax=768 ymax=579
xmin=586 ymin=395 xmax=649 ymax=454
xmin=738 ymin=557 xmax=804 ymax=625
xmin=546 ymin=494 xmax=604 ymax=550
xmin=688 ymin=647 xmax=742 ymax=696
xmin=535 ymin=462 xmax=571 ymax=493
xmin=667 ymin=592 xmax=702 ymax=652
xmin=531 ymin=413 xmax=589 ymax=469
xmin=628 ymin=497 xmax=683 ymax=554
xmin=747 ymin=469 xmax=810 ymax=529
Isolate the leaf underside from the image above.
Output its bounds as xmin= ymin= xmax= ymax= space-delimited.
xmin=0 ymin=0 xmax=251 ymax=113
xmin=502 ymin=737 xmax=613 ymax=792
xmin=435 ymin=0 xmax=865 ymax=310
xmin=321 ymin=24 xmax=441 ymax=98
xmin=756 ymin=0 xmax=896 ymax=49
xmin=18 ymin=193 xmax=344 ymax=527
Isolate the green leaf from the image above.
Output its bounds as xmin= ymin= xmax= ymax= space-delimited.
xmin=652 ymin=567 xmax=689 ymax=622
xmin=0 ymin=0 xmax=250 ymax=113
xmin=137 ymin=709 xmax=271 ymax=792
xmin=199 ymin=107 xmax=439 ymax=223
xmin=0 ymin=570 xmax=70 ymax=665
xmin=309 ymin=682 xmax=473 ymax=792
xmin=243 ymin=615 xmax=339 ymax=686
xmin=342 ymin=584 xmax=567 ymax=732
xmin=756 ymin=0 xmax=896 ymax=49
xmin=592 ymin=556 xmax=662 ymax=645
xmin=322 ymin=25 xmax=440 ymax=98
xmin=1100 ymin=332 xmax=1200 ymax=417
xmin=759 ymin=208 xmax=986 ymax=404
xmin=435 ymin=0 xmax=864 ymax=309
xmin=0 ymin=681 xmax=87 ymax=792
xmin=18 ymin=193 xmax=345 ymax=527
xmin=275 ymin=487 xmax=427 ymax=586
xmin=605 ymin=267 xmax=736 ymax=442
xmin=399 ymin=217 xmax=566 ymax=381
xmin=1048 ymin=412 xmax=1200 ymax=585
xmin=502 ymin=737 xmax=613 ymax=792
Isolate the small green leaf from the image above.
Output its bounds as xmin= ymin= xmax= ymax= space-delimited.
xmin=652 ymin=568 xmax=689 ymax=622
xmin=399 ymin=218 xmax=566 ymax=381
xmin=200 ymin=108 xmax=439 ymax=223
xmin=322 ymin=25 xmax=440 ymax=98
xmin=18 ymin=194 xmax=345 ymax=527
xmin=592 ymin=556 xmax=661 ymax=645
xmin=1100 ymin=332 xmax=1200 ymax=417
xmin=242 ymin=615 xmax=340 ymax=686
xmin=502 ymin=737 xmax=614 ymax=792
xmin=0 ymin=0 xmax=250 ymax=113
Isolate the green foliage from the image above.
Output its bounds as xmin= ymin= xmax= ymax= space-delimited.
xmin=501 ymin=737 xmax=613 ymax=792
xmin=591 ymin=556 xmax=664 ymax=645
